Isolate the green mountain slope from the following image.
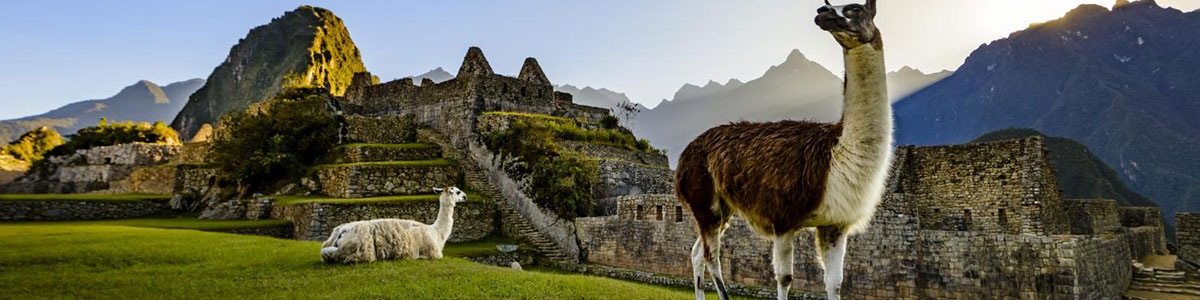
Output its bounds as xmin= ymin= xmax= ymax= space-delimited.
xmin=170 ymin=6 xmax=366 ymax=140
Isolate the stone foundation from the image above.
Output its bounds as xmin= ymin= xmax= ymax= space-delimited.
xmin=331 ymin=144 xmax=442 ymax=163
xmin=1064 ymin=199 xmax=1121 ymax=234
xmin=316 ymin=164 xmax=458 ymax=198
xmin=344 ymin=115 xmax=417 ymax=144
xmin=271 ymin=199 xmax=496 ymax=242
xmin=0 ymin=199 xmax=170 ymax=221
xmin=1178 ymin=213 xmax=1200 ymax=267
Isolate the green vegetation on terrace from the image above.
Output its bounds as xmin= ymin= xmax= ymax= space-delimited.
xmin=44 ymin=119 xmax=179 ymax=158
xmin=269 ymin=193 xmax=486 ymax=206
xmin=482 ymin=111 xmax=659 ymax=154
xmin=3 ymin=216 xmax=291 ymax=231
xmin=0 ymin=223 xmax=735 ymax=299
xmin=209 ymin=87 xmax=340 ymax=190
xmin=312 ymin=159 xmax=453 ymax=169
xmin=1 ymin=126 xmax=63 ymax=166
xmin=0 ymin=194 xmax=170 ymax=203
xmin=335 ymin=143 xmax=438 ymax=149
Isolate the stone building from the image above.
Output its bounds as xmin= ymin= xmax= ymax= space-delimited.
xmin=576 ymin=137 xmax=1168 ymax=299
xmin=2 ymin=143 xmax=180 ymax=194
xmin=1179 ymin=213 xmax=1200 ymax=277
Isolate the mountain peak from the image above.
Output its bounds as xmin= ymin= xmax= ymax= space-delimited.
xmin=785 ymin=49 xmax=808 ymax=63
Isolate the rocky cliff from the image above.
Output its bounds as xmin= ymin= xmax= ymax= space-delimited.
xmin=170 ymin=6 xmax=366 ymax=140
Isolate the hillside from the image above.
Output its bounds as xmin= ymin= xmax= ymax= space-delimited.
xmin=894 ymin=1 xmax=1200 ymax=221
xmin=171 ymin=6 xmax=366 ymax=140
xmin=630 ymin=49 xmax=950 ymax=164
xmin=0 ymin=79 xmax=203 ymax=145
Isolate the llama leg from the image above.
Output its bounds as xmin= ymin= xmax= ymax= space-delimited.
xmin=816 ymin=226 xmax=849 ymax=300
xmin=772 ymin=231 xmax=796 ymax=300
xmin=691 ymin=237 xmax=706 ymax=300
xmin=702 ymin=228 xmax=731 ymax=300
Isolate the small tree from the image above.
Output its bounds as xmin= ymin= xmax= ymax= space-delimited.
xmin=614 ymin=101 xmax=641 ymax=129
xmin=208 ymin=87 xmax=340 ymax=190
xmin=1 ymin=127 xmax=63 ymax=164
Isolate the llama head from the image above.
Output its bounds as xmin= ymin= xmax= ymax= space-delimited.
xmin=815 ymin=0 xmax=880 ymax=50
xmin=433 ymin=187 xmax=467 ymax=204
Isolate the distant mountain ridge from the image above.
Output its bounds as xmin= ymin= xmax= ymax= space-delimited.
xmin=407 ymin=67 xmax=454 ymax=85
xmin=0 ymin=79 xmax=204 ymax=145
xmin=554 ymin=84 xmax=647 ymax=111
xmin=171 ymin=6 xmax=366 ymax=140
xmin=894 ymin=0 xmax=1200 ymax=221
xmin=627 ymin=49 xmax=950 ymax=165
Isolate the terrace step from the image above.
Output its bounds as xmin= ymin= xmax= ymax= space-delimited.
xmin=331 ymin=143 xmax=443 ymax=163
xmin=314 ymin=160 xmax=459 ymax=198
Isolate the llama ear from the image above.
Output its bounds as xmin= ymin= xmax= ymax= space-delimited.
xmin=865 ymin=0 xmax=876 ymax=12
xmin=825 ymin=0 xmax=832 ymax=6
xmin=433 ymin=188 xmax=445 ymax=194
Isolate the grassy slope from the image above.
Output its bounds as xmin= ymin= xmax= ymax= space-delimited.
xmin=312 ymin=159 xmax=453 ymax=169
xmin=0 ymin=223 xmax=731 ymax=299
xmin=0 ymin=194 xmax=170 ymax=202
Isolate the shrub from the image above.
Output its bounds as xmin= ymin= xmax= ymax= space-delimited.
xmin=209 ymin=87 xmax=340 ymax=189
xmin=484 ymin=118 xmax=600 ymax=219
xmin=2 ymin=127 xmax=64 ymax=164
xmin=46 ymin=119 xmax=179 ymax=157
xmin=600 ymin=115 xmax=619 ymax=129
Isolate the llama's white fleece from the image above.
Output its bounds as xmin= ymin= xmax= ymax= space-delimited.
xmin=320 ymin=219 xmax=444 ymax=263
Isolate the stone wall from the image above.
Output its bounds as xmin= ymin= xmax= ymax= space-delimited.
xmin=1179 ymin=213 xmax=1200 ymax=266
xmin=0 ymin=199 xmax=170 ymax=221
xmin=1063 ymin=199 xmax=1121 ymax=234
xmin=5 ymin=143 xmax=180 ymax=194
xmin=105 ymin=164 xmax=177 ymax=195
xmin=315 ymin=164 xmax=458 ymax=198
xmin=331 ymin=144 xmax=441 ymax=163
xmin=174 ymin=165 xmax=217 ymax=194
xmin=898 ymin=138 xmax=1069 ymax=235
xmin=1128 ymin=226 xmax=1168 ymax=261
xmin=344 ymin=115 xmax=417 ymax=144
xmin=0 ymin=170 xmax=22 ymax=185
xmin=271 ymin=199 xmax=496 ymax=242
xmin=593 ymin=160 xmax=674 ymax=215
xmin=577 ymin=194 xmax=1139 ymax=300
xmin=171 ymin=142 xmax=211 ymax=165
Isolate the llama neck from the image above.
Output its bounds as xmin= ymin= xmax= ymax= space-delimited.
xmin=431 ymin=202 xmax=455 ymax=244
xmin=839 ymin=44 xmax=891 ymax=146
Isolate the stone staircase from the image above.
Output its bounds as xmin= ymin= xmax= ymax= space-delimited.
xmin=1126 ymin=257 xmax=1200 ymax=300
xmin=418 ymin=128 xmax=575 ymax=262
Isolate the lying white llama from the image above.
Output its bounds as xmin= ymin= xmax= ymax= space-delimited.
xmin=320 ymin=187 xmax=467 ymax=263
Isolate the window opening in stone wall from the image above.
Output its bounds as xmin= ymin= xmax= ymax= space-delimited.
xmin=676 ymin=206 xmax=684 ymax=222
xmin=999 ymin=209 xmax=1008 ymax=225
xmin=636 ymin=205 xmax=643 ymax=220
xmin=656 ymin=205 xmax=664 ymax=221
xmin=963 ymin=209 xmax=973 ymax=230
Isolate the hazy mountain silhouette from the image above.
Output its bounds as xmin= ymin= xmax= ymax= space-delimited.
xmin=895 ymin=1 xmax=1200 ymax=221
xmin=629 ymin=49 xmax=950 ymax=165
xmin=408 ymin=67 xmax=454 ymax=85
xmin=554 ymin=85 xmax=647 ymax=112
xmin=0 ymin=79 xmax=204 ymax=145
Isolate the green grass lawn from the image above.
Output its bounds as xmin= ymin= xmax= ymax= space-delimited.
xmin=0 ymin=222 xmax=736 ymax=299
xmin=1 ymin=216 xmax=292 ymax=230
xmin=0 ymin=194 xmax=170 ymax=203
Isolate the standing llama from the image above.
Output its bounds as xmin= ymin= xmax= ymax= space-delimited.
xmin=320 ymin=187 xmax=467 ymax=263
xmin=675 ymin=1 xmax=889 ymax=299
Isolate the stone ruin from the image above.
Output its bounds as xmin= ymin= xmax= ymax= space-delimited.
xmin=576 ymin=137 xmax=1171 ymax=299
xmin=2 ymin=143 xmax=180 ymax=194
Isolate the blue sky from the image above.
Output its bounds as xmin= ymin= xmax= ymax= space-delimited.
xmin=1 ymin=0 xmax=1197 ymax=119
